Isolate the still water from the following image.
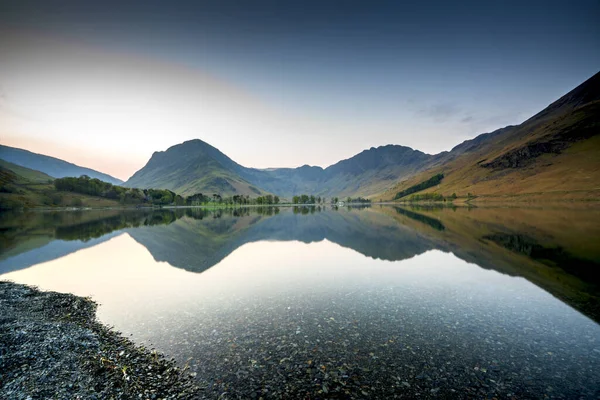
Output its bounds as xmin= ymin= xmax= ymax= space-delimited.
xmin=1 ymin=206 xmax=599 ymax=398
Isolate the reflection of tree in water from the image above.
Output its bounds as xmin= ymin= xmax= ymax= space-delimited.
xmin=184 ymin=207 xmax=278 ymax=219
xmin=253 ymin=206 xmax=280 ymax=216
xmin=293 ymin=206 xmax=321 ymax=214
xmin=483 ymin=233 xmax=600 ymax=283
xmin=51 ymin=207 xmax=296 ymax=241
xmin=393 ymin=207 xmax=445 ymax=231
xmin=55 ymin=210 xmax=180 ymax=242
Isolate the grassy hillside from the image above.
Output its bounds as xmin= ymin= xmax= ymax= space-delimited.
xmin=0 ymin=161 xmax=120 ymax=209
xmin=376 ymin=72 xmax=600 ymax=202
xmin=0 ymin=159 xmax=54 ymax=183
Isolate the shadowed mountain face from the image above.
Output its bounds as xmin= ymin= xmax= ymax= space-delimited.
xmin=125 ymin=140 xmax=434 ymax=197
xmin=1 ymin=206 xmax=599 ymax=322
xmin=0 ymin=145 xmax=123 ymax=185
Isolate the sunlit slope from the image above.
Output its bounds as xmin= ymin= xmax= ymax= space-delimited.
xmin=376 ymin=72 xmax=600 ymax=201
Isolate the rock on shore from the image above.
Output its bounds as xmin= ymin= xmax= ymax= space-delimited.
xmin=0 ymin=281 xmax=202 ymax=399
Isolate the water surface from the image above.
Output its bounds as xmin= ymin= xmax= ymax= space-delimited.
xmin=1 ymin=206 xmax=599 ymax=398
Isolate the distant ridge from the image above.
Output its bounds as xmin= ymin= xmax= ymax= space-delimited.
xmin=0 ymin=145 xmax=123 ymax=185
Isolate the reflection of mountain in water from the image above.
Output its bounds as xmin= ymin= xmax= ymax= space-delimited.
xmin=1 ymin=205 xmax=599 ymax=322
xmin=0 ymin=232 xmax=122 ymax=275
xmin=0 ymin=210 xmax=180 ymax=274
xmin=385 ymin=205 xmax=600 ymax=322
xmin=125 ymin=207 xmax=435 ymax=273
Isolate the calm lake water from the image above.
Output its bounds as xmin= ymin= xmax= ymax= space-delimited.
xmin=1 ymin=205 xmax=600 ymax=399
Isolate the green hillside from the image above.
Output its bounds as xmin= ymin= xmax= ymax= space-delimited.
xmin=0 ymin=160 xmax=120 ymax=209
xmin=0 ymin=159 xmax=54 ymax=184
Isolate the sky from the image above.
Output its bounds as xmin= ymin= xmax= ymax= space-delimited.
xmin=0 ymin=0 xmax=598 ymax=181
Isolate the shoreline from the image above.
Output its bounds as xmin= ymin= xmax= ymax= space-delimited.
xmin=0 ymin=281 xmax=201 ymax=399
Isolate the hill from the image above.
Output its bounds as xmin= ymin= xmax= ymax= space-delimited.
xmin=377 ymin=71 xmax=600 ymax=202
xmin=0 ymin=145 xmax=123 ymax=185
xmin=0 ymin=160 xmax=120 ymax=209
xmin=125 ymin=140 xmax=434 ymax=198
xmin=0 ymin=159 xmax=54 ymax=184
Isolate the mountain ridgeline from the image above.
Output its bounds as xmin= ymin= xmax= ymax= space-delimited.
xmin=125 ymin=141 xmax=434 ymax=198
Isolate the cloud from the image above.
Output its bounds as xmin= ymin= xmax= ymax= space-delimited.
xmin=416 ymin=102 xmax=461 ymax=123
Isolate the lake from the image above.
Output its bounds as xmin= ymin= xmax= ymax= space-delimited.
xmin=1 ymin=205 xmax=599 ymax=399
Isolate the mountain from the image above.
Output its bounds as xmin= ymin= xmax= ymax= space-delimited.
xmin=377 ymin=71 xmax=600 ymax=201
xmin=125 ymin=140 xmax=434 ymax=198
xmin=0 ymin=145 xmax=123 ymax=185
xmin=124 ymin=139 xmax=267 ymax=197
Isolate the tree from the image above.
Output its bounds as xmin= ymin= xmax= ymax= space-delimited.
xmin=394 ymin=173 xmax=444 ymax=200
xmin=50 ymin=193 xmax=63 ymax=205
xmin=273 ymin=195 xmax=280 ymax=204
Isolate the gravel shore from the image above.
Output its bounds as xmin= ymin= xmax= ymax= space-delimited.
xmin=0 ymin=281 xmax=201 ymax=400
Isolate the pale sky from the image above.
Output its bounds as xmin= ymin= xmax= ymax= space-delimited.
xmin=1 ymin=1 xmax=598 ymax=181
